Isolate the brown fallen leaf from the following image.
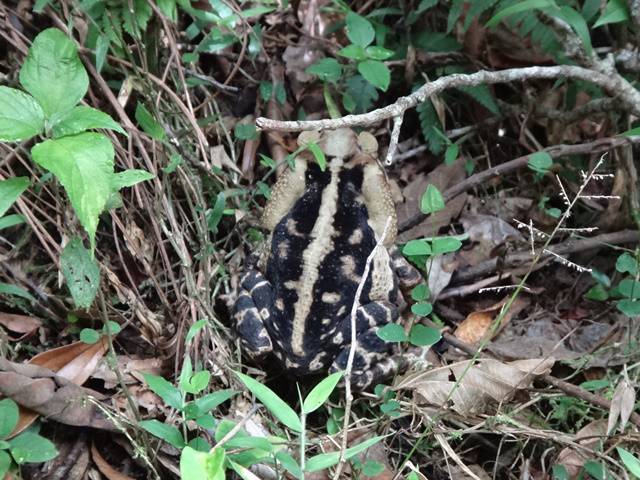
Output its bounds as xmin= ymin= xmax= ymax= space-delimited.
xmin=395 ymin=357 xmax=554 ymax=416
xmin=607 ymin=376 xmax=636 ymax=435
xmin=454 ymin=296 xmax=529 ymax=345
xmin=91 ymin=442 xmax=136 ymax=480
xmin=8 ymin=337 xmax=109 ymax=436
xmin=0 ymin=312 xmax=42 ymax=340
xmin=555 ymin=420 xmax=607 ymax=479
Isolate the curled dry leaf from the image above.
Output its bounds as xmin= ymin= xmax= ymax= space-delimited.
xmin=92 ymin=355 xmax=163 ymax=389
xmin=91 ymin=442 xmax=136 ymax=480
xmin=0 ymin=312 xmax=42 ymax=339
xmin=555 ymin=420 xmax=607 ymax=479
xmin=454 ymin=296 xmax=529 ymax=345
xmin=395 ymin=357 xmax=554 ymax=417
xmin=607 ymin=377 xmax=636 ymax=435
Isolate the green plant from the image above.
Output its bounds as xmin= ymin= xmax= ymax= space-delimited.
xmin=0 ymin=398 xmax=58 ymax=478
xmin=585 ymin=251 xmax=640 ymax=318
xmin=0 ymin=28 xmax=153 ymax=309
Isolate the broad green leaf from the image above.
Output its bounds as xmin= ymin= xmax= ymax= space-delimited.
xmin=179 ymin=357 xmax=194 ymax=393
xmin=409 ymin=324 xmax=441 ymax=346
xmin=194 ymin=390 xmax=239 ymax=414
xmin=302 ymin=372 xmax=343 ymax=414
xmin=363 ymin=461 xmax=385 ymax=477
xmin=186 ymin=319 xmax=207 ymax=344
xmin=594 ymin=0 xmax=629 ymax=28
xmin=0 ymin=214 xmax=25 ymax=230
xmin=0 ymin=450 xmax=10 ymax=480
xmin=431 ymin=237 xmax=462 ymax=254
xmin=617 ymin=447 xmax=640 ymax=478
xmin=552 ymin=464 xmax=569 ymax=480
xmin=51 ymin=106 xmax=126 ymax=138
xmin=184 ymin=371 xmax=211 ymax=395
xmin=585 ymin=284 xmax=608 ymax=301
xmin=259 ymin=81 xmax=273 ymax=101
xmin=617 ymin=299 xmax=640 ymax=317
xmin=143 ymin=373 xmax=183 ymax=410
xmin=380 ymin=400 xmax=400 ymax=414
xmin=235 ymin=123 xmax=258 ymax=140
xmin=235 ymin=371 xmax=302 ymax=432
xmin=135 ymin=103 xmax=166 ymax=140
xmin=376 ymin=323 xmax=407 ymax=343
xmin=420 ymin=184 xmax=445 ymax=214
xmin=402 ymin=240 xmax=431 ymax=256
xmin=528 ymin=151 xmax=553 ymax=174
xmin=140 ymin=419 xmax=185 ymax=448
xmin=240 ymin=6 xmax=276 ymax=18
xmin=616 ymin=252 xmax=638 ymax=275
xmin=111 ymin=169 xmax=155 ymax=190
xmin=180 ymin=446 xmax=225 ymax=480
xmin=618 ymin=279 xmax=640 ymax=298
xmin=31 ymin=133 xmax=114 ymax=248
xmin=0 ymin=282 xmax=35 ymax=302
xmin=0 ymin=398 xmax=19 ymax=439
xmin=444 ymin=143 xmax=459 ymax=165
xmin=307 ymin=142 xmax=326 ymax=171
xmin=0 ymin=177 xmax=29 ymax=217
xmin=357 ymin=60 xmax=390 ymax=91
xmin=305 ymin=436 xmax=383 ymax=472
xmin=276 ymin=451 xmax=303 ymax=479
xmin=60 ymin=237 xmax=100 ymax=309
xmin=0 ymin=87 xmax=44 ymax=141
xmin=346 ymin=12 xmax=375 ymax=47
xmin=306 ymin=58 xmax=343 ymax=83
xmin=224 ymin=435 xmax=273 ymax=451
xmin=9 ymin=432 xmax=58 ymax=464
xmin=411 ymin=284 xmax=429 ymax=301
xmin=79 ymin=328 xmax=100 ymax=344
xmin=365 ymin=46 xmax=394 ymax=60
xmin=411 ymin=302 xmax=433 ymax=317
xmin=19 ymin=28 xmax=88 ymax=118
xmin=486 ymin=0 xmax=555 ymax=28
xmin=337 ymin=45 xmax=367 ymax=60
xmin=555 ymin=6 xmax=592 ymax=55
xmin=157 ymin=0 xmax=177 ymax=21
xmin=103 ymin=320 xmax=121 ymax=335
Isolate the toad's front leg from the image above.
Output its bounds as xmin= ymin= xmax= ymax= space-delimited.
xmin=233 ymin=269 xmax=274 ymax=357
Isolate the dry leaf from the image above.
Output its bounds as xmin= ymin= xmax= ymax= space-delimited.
xmin=395 ymin=357 xmax=554 ymax=416
xmin=0 ymin=312 xmax=42 ymax=340
xmin=92 ymin=356 xmax=163 ymax=389
xmin=555 ymin=420 xmax=607 ymax=479
xmin=455 ymin=296 xmax=529 ymax=344
xmin=91 ymin=442 xmax=136 ymax=480
xmin=607 ymin=377 xmax=636 ymax=435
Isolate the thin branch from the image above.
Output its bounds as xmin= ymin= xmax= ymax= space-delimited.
xmin=256 ymin=65 xmax=640 ymax=131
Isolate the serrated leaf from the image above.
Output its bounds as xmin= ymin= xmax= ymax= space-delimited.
xmin=140 ymin=419 xmax=185 ymax=448
xmin=144 ymin=373 xmax=183 ymax=410
xmin=0 ymin=87 xmax=44 ymax=141
xmin=9 ymin=432 xmax=58 ymax=464
xmin=346 ymin=12 xmax=375 ymax=47
xmin=306 ymin=58 xmax=343 ymax=83
xmin=52 ymin=106 xmax=126 ymax=138
xmin=303 ymin=372 xmax=342 ymax=414
xmin=409 ymin=324 xmax=440 ymax=346
xmin=403 ymin=240 xmax=431 ymax=256
xmin=305 ymin=436 xmax=383 ymax=472
xmin=0 ymin=398 xmax=19 ymax=439
xmin=357 ymin=60 xmax=390 ymax=91
xmin=111 ymin=169 xmax=155 ymax=190
xmin=135 ymin=103 xmax=166 ymax=140
xmin=420 ymin=184 xmax=445 ymax=214
xmin=235 ymin=371 xmax=302 ymax=432
xmin=19 ymin=28 xmax=88 ymax=118
xmin=0 ymin=177 xmax=29 ymax=217
xmin=486 ymin=0 xmax=555 ymax=28
xmin=60 ymin=237 xmax=100 ymax=309
xmin=31 ymin=133 xmax=114 ymax=248
xmin=376 ymin=323 xmax=407 ymax=343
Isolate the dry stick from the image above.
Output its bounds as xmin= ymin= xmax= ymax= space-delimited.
xmin=332 ymin=217 xmax=392 ymax=480
xmin=256 ymin=65 xmax=640 ymax=132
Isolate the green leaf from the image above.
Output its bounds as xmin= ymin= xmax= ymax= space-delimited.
xmin=621 ymin=126 xmax=640 ymax=137
xmin=31 ymin=133 xmax=114 ymax=248
xmin=413 ymin=31 xmax=461 ymax=52
xmin=51 ymin=106 xmax=126 ymax=138
xmin=337 ymin=45 xmax=367 ymax=60
xmin=303 ymin=372 xmax=342 ymax=414
xmin=180 ymin=446 xmax=225 ymax=480
xmin=111 ymin=169 xmax=155 ymax=190
xmin=306 ymin=58 xmax=343 ymax=83
xmin=0 ymin=214 xmax=25 ymax=230
xmin=95 ymin=33 xmax=110 ymax=73
xmin=307 ymin=142 xmax=326 ymax=171
xmin=555 ymin=6 xmax=592 ymax=55
xmin=234 ymin=371 xmax=302 ymax=432
xmin=616 ymin=252 xmax=638 ymax=275
xmin=594 ymin=0 xmax=629 ymax=28
xmin=135 ymin=103 xmax=166 ymax=140
xmin=409 ymin=324 xmax=441 ymax=346
xmin=618 ymin=279 xmax=640 ymax=298
xmin=157 ymin=0 xmax=177 ymax=21
xmin=486 ymin=0 xmax=555 ymax=28
xmin=305 ymin=436 xmax=383 ymax=472
xmin=194 ymin=390 xmax=238 ymax=414
xmin=60 ymin=237 xmax=100 ymax=309
xmin=0 ymin=177 xmax=29 ymax=217
xmin=411 ymin=302 xmax=433 ymax=317
xmin=184 ymin=371 xmax=211 ymax=395
xmin=140 ymin=419 xmax=185 ymax=449
xmin=431 ymin=237 xmax=462 ymax=254
xmin=276 ymin=450 xmax=303 ymax=479
xmin=207 ymin=192 xmax=226 ymax=233
xmin=0 ymin=398 xmax=19 ymax=439
xmin=365 ymin=46 xmax=394 ymax=60
xmin=552 ymin=464 xmax=569 ymax=480
xmin=420 ymin=184 xmax=445 ymax=214
xmin=0 ymin=450 xmax=10 ymax=480
xmin=9 ymin=432 xmax=58 ymax=464
xmin=617 ymin=447 xmax=640 ymax=478
xmin=0 ymin=282 xmax=35 ymax=302
xmin=585 ymin=284 xmax=609 ymax=301
xmin=380 ymin=400 xmax=400 ymax=414
xmin=104 ymin=320 xmax=121 ymax=335
xmin=143 ymin=373 xmax=183 ymax=410
xmin=402 ymin=240 xmax=431 ymax=256
xmin=19 ymin=28 xmax=88 ymax=118
xmin=346 ymin=12 xmax=375 ymax=47
xmin=357 ymin=60 xmax=390 ymax=91
xmin=234 ymin=123 xmax=258 ymax=140
xmin=456 ymin=85 xmax=500 ymax=115
xmin=617 ymin=299 xmax=640 ymax=317
xmin=417 ymin=101 xmax=445 ymax=154
xmin=259 ymin=81 xmax=273 ymax=101
xmin=79 ymin=328 xmax=100 ymax=344
xmin=186 ymin=319 xmax=207 ymax=344
xmin=528 ymin=151 xmax=553 ymax=175
xmin=411 ymin=284 xmax=429 ymax=301
xmin=0 ymin=87 xmax=44 ymax=141
xmin=163 ymin=154 xmax=183 ymax=174
xmin=376 ymin=323 xmax=407 ymax=343
xmin=444 ymin=143 xmax=459 ymax=165
xmin=323 ymin=83 xmax=341 ymax=119
xmin=362 ymin=460 xmax=385 ymax=477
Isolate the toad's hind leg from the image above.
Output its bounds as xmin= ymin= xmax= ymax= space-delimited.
xmin=233 ymin=270 xmax=274 ymax=356
xmin=329 ymin=301 xmax=400 ymax=390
